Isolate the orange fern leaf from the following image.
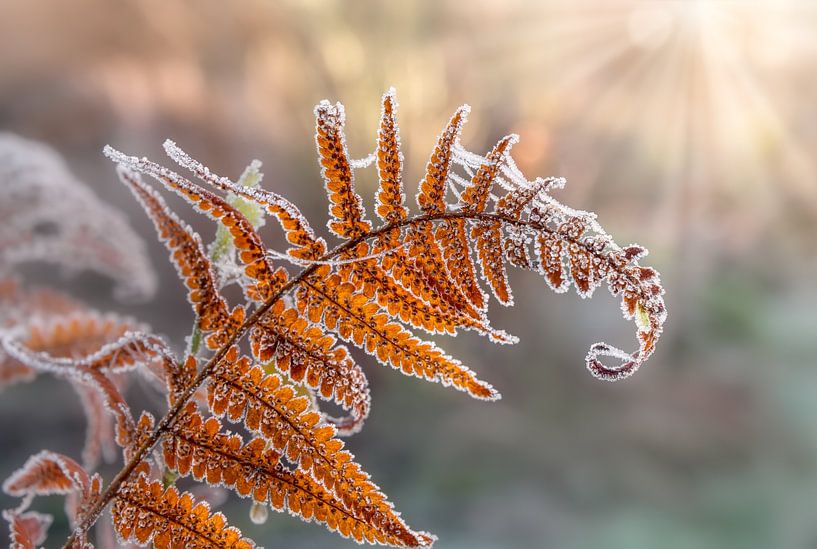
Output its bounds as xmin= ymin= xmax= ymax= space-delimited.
xmin=400 ymin=222 xmax=514 ymax=344
xmin=375 ymin=88 xmax=407 ymax=223
xmin=471 ymin=220 xmax=513 ymax=306
xmin=104 ymin=148 xmax=287 ymax=303
xmin=0 ymin=308 xmax=184 ymax=466
xmin=1 ymin=312 xmax=182 ymax=395
xmin=337 ymin=242 xmax=460 ymax=336
xmin=3 ymin=451 xmax=90 ymax=498
xmin=112 ymin=470 xmax=253 ymax=549
xmin=25 ymin=324 xmax=190 ymax=414
xmin=458 ymin=135 xmax=517 ymax=214
xmin=404 ymin=222 xmax=482 ymax=320
xmin=165 ymin=403 xmax=433 ymax=547
xmin=434 ymin=218 xmax=487 ymax=312
xmin=117 ymin=167 xmax=243 ymax=349
xmin=163 ymin=140 xmax=328 ymax=261
xmin=81 ymin=368 xmax=138 ymax=451
xmin=3 ymin=451 xmax=102 ymax=549
xmin=0 ymin=279 xmax=85 ymax=390
xmin=207 ymin=348 xmax=433 ymax=542
xmin=297 ymin=272 xmax=500 ymax=400
xmin=417 ymin=106 xmax=469 ymax=214
xmin=73 ymin=380 xmax=121 ymax=469
xmin=315 ymin=100 xmax=372 ymax=239
xmin=459 ymin=137 xmax=521 ymax=302
xmin=535 ymin=231 xmax=569 ymax=293
xmin=251 ymin=299 xmax=370 ymax=435
xmin=22 ymin=312 xmax=138 ymax=360
xmin=3 ymin=510 xmax=52 ymax=549
xmin=3 ymin=332 xmax=138 ymax=450
xmin=495 ymin=177 xmax=563 ymax=221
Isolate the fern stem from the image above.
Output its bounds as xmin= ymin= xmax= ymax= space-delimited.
xmin=61 ymin=210 xmax=636 ymax=547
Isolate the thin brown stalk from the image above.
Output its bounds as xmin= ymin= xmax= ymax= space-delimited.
xmin=61 ymin=210 xmax=625 ymax=547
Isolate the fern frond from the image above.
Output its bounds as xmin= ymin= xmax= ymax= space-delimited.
xmin=103 ymin=148 xmax=287 ymax=303
xmin=73 ymin=380 xmax=120 ymax=470
xmin=495 ymin=177 xmax=563 ymax=220
xmin=112 ymin=468 xmax=253 ymax=549
xmin=2 ymin=334 xmax=138 ymax=449
xmin=251 ymin=299 xmax=371 ymax=434
xmin=12 ymin=313 xmax=154 ymax=374
xmin=3 ymin=451 xmax=90 ymax=498
xmin=0 ymin=306 xmax=183 ymax=467
xmin=206 ymin=347 xmax=432 ymax=542
xmin=165 ymin=403 xmax=432 ymax=547
xmin=401 ymin=222 xmax=509 ymax=341
xmin=3 ymin=510 xmax=52 ymax=549
xmin=417 ymin=106 xmax=469 ymax=214
xmin=15 ymin=320 xmax=192 ymax=410
xmin=434 ymin=218 xmax=487 ymax=312
xmin=162 ymin=140 xmax=328 ymax=261
xmin=22 ymin=311 xmax=139 ymax=360
xmin=297 ymin=272 xmax=499 ymax=400
xmin=0 ymin=133 xmax=157 ymax=301
xmin=375 ymin=88 xmax=407 ymax=223
xmin=3 ymin=451 xmax=102 ymax=549
xmin=62 ymin=88 xmax=668 ymax=549
xmin=455 ymin=136 xmax=518 ymax=306
xmin=337 ymin=242 xmax=460 ymax=336
xmin=116 ymin=167 xmax=243 ymax=349
xmin=458 ymin=135 xmax=517 ymax=214
xmin=472 ymin=220 xmax=513 ymax=305
xmin=315 ymin=100 xmax=372 ymax=239
xmin=0 ymin=280 xmax=86 ymax=390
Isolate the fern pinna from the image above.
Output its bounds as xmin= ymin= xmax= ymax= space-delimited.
xmin=1 ymin=88 xmax=666 ymax=548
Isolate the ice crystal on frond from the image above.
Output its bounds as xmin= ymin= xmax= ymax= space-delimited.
xmin=1 ymin=89 xmax=665 ymax=548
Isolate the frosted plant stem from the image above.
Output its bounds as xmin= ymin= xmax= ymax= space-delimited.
xmin=62 ymin=210 xmax=639 ymax=548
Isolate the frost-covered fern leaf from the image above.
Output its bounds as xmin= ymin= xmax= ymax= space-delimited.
xmin=3 ymin=450 xmax=103 ymax=548
xmin=111 ymin=462 xmax=254 ymax=549
xmin=116 ymin=167 xmax=245 ymax=350
xmin=164 ymin=402 xmax=433 ymax=547
xmin=0 ymin=87 xmax=669 ymax=549
xmin=206 ymin=347 xmax=420 ymax=541
xmin=0 ymin=133 xmax=156 ymax=301
xmin=0 ymin=277 xmax=83 ymax=390
xmin=3 ymin=509 xmax=52 ymax=549
xmin=107 ymin=88 xmax=665 ymax=386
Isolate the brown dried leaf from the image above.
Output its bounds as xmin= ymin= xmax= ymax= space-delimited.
xmin=112 ymin=470 xmax=254 ymax=549
xmin=3 ymin=510 xmax=52 ymax=549
xmin=417 ymin=106 xmax=469 ymax=214
xmin=117 ymin=167 xmax=241 ymax=349
xmin=297 ymin=273 xmax=499 ymax=400
xmin=165 ymin=403 xmax=432 ymax=547
xmin=458 ymin=135 xmax=516 ymax=214
xmin=315 ymin=101 xmax=372 ymax=239
xmin=471 ymin=220 xmax=513 ymax=306
xmin=163 ymin=141 xmax=328 ymax=261
xmin=375 ymin=88 xmax=407 ymax=223
xmin=104 ymin=148 xmax=287 ymax=303
xmin=251 ymin=299 xmax=370 ymax=435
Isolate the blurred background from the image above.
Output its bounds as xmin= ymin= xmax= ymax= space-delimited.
xmin=2 ymin=0 xmax=817 ymax=547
